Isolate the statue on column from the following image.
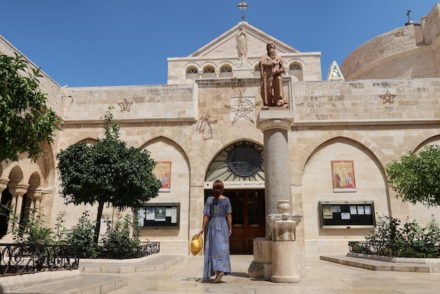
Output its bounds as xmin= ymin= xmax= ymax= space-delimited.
xmin=259 ymin=42 xmax=287 ymax=109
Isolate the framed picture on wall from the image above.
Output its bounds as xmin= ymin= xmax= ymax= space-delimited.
xmin=153 ymin=161 xmax=172 ymax=192
xmin=331 ymin=160 xmax=356 ymax=192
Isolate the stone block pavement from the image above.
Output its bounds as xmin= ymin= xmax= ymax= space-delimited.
xmin=2 ymin=255 xmax=440 ymax=293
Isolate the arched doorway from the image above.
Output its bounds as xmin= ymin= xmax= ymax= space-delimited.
xmin=205 ymin=141 xmax=265 ymax=254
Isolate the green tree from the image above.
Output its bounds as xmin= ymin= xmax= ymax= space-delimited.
xmin=57 ymin=110 xmax=161 ymax=243
xmin=0 ymin=53 xmax=59 ymax=161
xmin=387 ymin=145 xmax=440 ymax=207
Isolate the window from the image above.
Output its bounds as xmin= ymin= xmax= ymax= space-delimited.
xmin=289 ymin=62 xmax=302 ymax=71
xmin=203 ymin=65 xmax=215 ymax=74
xmin=220 ymin=64 xmax=232 ymax=73
xmin=186 ymin=65 xmax=198 ymax=74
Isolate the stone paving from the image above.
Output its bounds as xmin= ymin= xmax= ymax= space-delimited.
xmin=106 ymin=255 xmax=440 ymax=294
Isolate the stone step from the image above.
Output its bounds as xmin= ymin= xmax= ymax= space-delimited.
xmin=11 ymin=274 xmax=127 ymax=294
xmin=80 ymin=255 xmax=184 ymax=274
xmin=320 ymin=255 xmax=440 ymax=273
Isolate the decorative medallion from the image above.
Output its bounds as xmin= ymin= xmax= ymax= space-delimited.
xmin=379 ymin=89 xmax=396 ymax=104
xmin=118 ymin=98 xmax=133 ymax=112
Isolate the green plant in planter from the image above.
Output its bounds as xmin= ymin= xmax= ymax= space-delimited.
xmin=101 ymin=214 xmax=141 ymax=259
xmin=67 ymin=211 xmax=98 ymax=258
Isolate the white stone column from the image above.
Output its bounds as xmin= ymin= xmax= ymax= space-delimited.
xmin=257 ymin=110 xmax=295 ymax=221
xmin=7 ymin=184 xmax=29 ymax=234
xmin=0 ymin=178 xmax=9 ymax=198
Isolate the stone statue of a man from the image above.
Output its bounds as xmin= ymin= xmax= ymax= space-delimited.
xmin=259 ymin=42 xmax=286 ymax=108
xmin=237 ymin=25 xmax=248 ymax=59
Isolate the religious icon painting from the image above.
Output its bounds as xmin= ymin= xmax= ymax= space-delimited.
xmin=331 ymin=160 xmax=356 ymax=192
xmin=153 ymin=161 xmax=172 ymax=192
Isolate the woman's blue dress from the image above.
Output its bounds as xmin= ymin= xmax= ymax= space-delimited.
xmin=203 ymin=196 xmax=232 ymax=279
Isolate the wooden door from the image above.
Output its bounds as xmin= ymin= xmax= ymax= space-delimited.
xmin=227 ymin=189 xmax=265 ymax=254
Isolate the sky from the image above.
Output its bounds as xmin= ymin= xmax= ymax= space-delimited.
xmin=1 ymin=0 xmax=439 ymax=87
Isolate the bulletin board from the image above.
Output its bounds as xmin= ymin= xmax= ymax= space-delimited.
xmin=319 ymin=201 xmax=375 ymax=229
xmin=137 ymin=203 xmax=180 ymax=229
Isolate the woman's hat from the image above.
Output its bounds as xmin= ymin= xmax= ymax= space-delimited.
xmin=190 ymin=233 xmax=203 ymax=255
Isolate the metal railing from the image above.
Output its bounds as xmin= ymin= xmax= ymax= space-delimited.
xmin=0 ymin=243 xmax=79 ymax=276
xmin=97 ymin=242 xmax=160 ymax=259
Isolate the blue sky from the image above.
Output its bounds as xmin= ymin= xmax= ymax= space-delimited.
xmin=1 ymin=1 xmax=438 ymax=87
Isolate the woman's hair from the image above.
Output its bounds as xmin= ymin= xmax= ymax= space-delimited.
xmin=213 ymin=179 xmax=224 ymax=197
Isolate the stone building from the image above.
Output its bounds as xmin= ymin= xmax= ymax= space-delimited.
xmin=1 ymin=4 xmax=440 ymax=257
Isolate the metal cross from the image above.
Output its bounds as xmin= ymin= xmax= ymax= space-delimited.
xmin=237 ymin=1 xmax=248 ymax=21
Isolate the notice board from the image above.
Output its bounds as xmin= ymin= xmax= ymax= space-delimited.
xmin=137 ymin=203 xmax=180 ymax=229
xmin=319 ymin=201 xmax=375 ymax=229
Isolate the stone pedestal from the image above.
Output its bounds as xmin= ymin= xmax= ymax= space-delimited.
xmin=248 ymin=238 xmax=272 ymax=280
xmin=271 ymin=241 xmax=301 ymax=282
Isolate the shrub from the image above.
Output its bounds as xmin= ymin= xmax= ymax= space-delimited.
xmin=67 ymin=211 xmax=98 ymax=258
xmin=101 ymin=214 xmax=141 ymax=259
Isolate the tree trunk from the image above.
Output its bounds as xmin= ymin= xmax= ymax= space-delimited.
xmin=94 ymin=200 xmax=105 ymax=244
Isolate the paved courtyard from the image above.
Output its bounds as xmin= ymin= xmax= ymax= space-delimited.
xmin=106 ymin=255 xmax=440 ymax=294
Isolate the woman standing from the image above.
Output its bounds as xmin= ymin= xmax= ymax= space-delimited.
xmin=199 ymin=179 xmax=232 ymax=283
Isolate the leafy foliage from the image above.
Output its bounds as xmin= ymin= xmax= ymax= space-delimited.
xmin=101 ymin=214 xmax=141 ymax=259
xmin=12 ymin=210 xmax=54 ymax=245
xmin=0 ymin=53 xmax=59 ymax=161
xmin=352 ymin=216 xmax=440 ymax=258
xmin=67 ymin=211 xmax=98 ymax=258
xmin=57 ymin=109 xmax=161 ymax=243
xmin=387 ymin=145 xmax=440 ymax=207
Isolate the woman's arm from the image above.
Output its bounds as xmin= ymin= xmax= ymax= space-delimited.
xmin=226 ymin=213 xmax=232 ymax=236
xmin=199 ymin=215 xmax=209 ymax=234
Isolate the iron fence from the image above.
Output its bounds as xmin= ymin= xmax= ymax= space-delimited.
xmin=0 ymin=243 xmax=79 ymax=276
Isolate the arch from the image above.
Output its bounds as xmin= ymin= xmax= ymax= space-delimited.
xmin=185 ymin=65 xmax=199 ymax=74
xmin=300 ymin=136 xmax=391 ymax=250
xmin=76 ymin=137 xmax=98 ymax=146
xmin=204 ymin=140 xmax=264 ymax=182
xmin=202 ymin=64 xmax=216 ymax=74
xmin=304 ymin=137 xmax=388 ymax=183
xmin=413 ymin=135 xmax=440 ymax=153
xmin=296 ymin=134 xmax=387 ymax=183
xmin=140 ymin=136 xmax=190 ymax=170
xmin=8 ymin=165 xmax=24 ymax=186
xmin=219 ymin=63 xmax=233 ymax=77
xmin=288 ymin=61 xmax=304 ymax=81
xmin=36 ymin=142 xmax=56 ymax=187
xmin=28 ymin=172 xmax=41 ymax=191
xmin=219 ymin=63 xmax=233 ymax=73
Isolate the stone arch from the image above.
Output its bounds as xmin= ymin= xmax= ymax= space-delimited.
xmin=204 ymin=139 xmax=264 ymax=182
xmin=185 ymin=64 xmax=199 ymax=74
xmin=219 ymin=63 xmax=233 ymax=77
xmin=36 ymin=142 xmax=56 ymax=187
xmin=76 ymin=137 xmax=98 ymax=146
xmin=8 ymin=165 xmax=24 ymax=186
xmin=300 ymin=136 xmax=390 ymax=255
xmin=413 ymin=135 xmax=440 ymax=153
xmin=140 ymin=136 xmax=191 ymax=255
xmin=295 ymin=133 xmax=387 ymax=184
xmin=288 ymin=60 xmax=304 ymax=81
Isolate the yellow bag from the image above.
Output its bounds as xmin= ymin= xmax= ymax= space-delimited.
xmin=190 ymin=233 xmax=203 ymax=255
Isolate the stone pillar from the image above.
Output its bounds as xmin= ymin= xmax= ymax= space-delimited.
xmin=256 ymin=110 xmax=295 ymax=223
xmin=7 ymin=184 xmax=28 ymax=234
xmin=34 ymin=191 xmax=43 ymax=218
xmin=0 ymin=178 xmax=9 ymax=198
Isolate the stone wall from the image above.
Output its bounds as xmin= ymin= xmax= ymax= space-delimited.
xmin=341 ymin=4 xmax=440 ymax=80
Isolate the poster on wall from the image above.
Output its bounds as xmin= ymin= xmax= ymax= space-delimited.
xmin=153 ymin=161 xmax=172 ymax=192
xmin=331 ymin=160 xmax=356 ymax=192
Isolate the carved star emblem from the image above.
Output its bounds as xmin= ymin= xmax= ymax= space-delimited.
xmin=379 ymin=90 xmax=396 ymax=104
xmin=225 ymin=96 xmax=255 ymax=124
xmin=118 ymin=98 xmax=133 ymax=112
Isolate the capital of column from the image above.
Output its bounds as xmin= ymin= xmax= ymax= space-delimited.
xmin=9 ymin=184 xmax=29 ymax=197
xmin=257 ymin=110 xmax=295 ymax=132
xmin=0 ymin=177 xmax=9 ymax=193
xmin=28 ymin=190 xmax=43 ymax=201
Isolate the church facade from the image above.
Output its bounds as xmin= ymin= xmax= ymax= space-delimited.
xmin=1 ymin=4 xmax=440 ymax=256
